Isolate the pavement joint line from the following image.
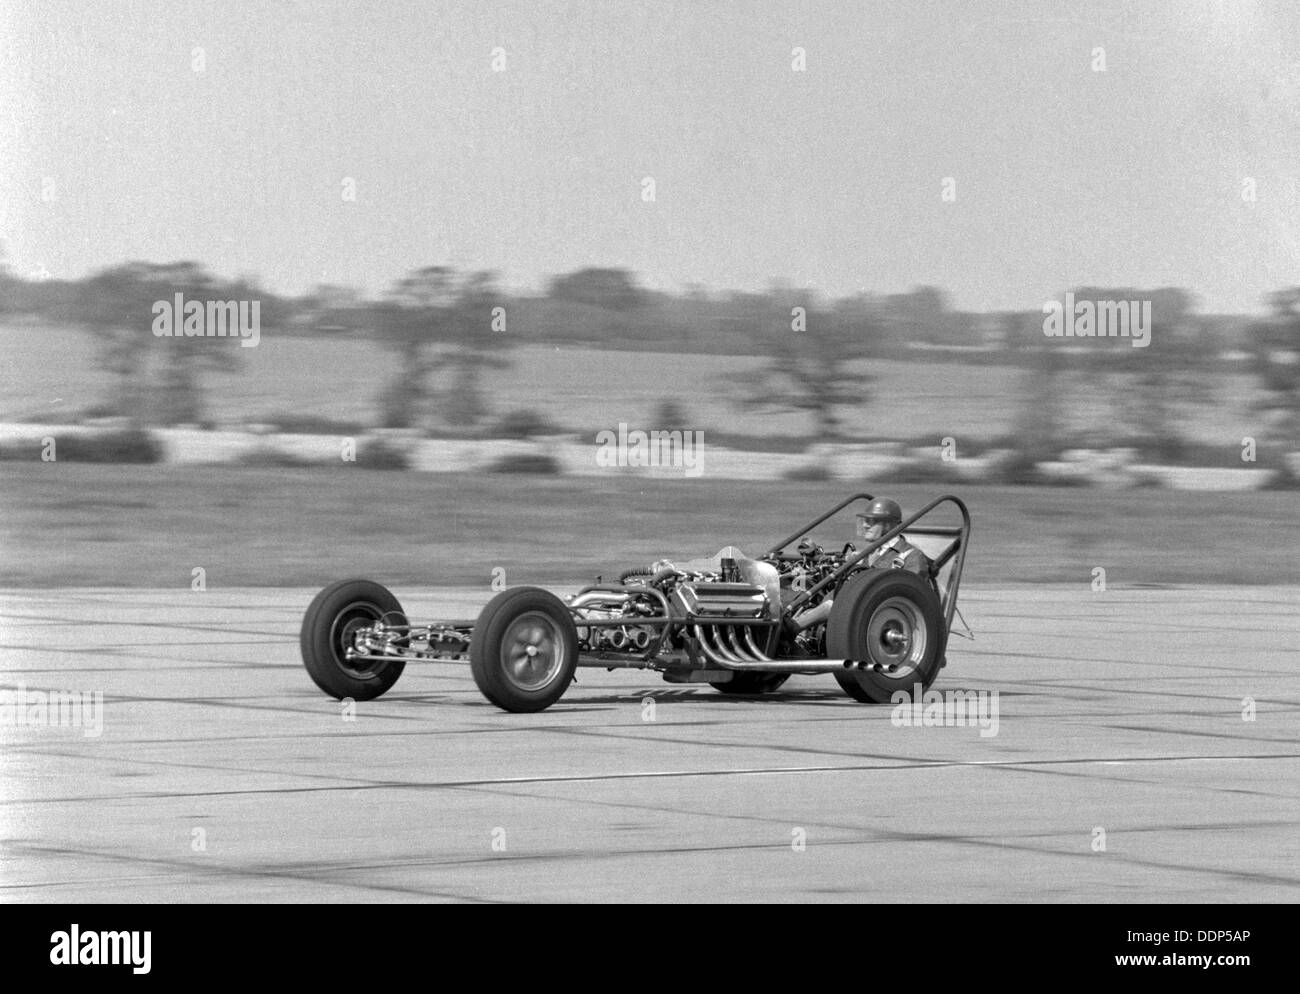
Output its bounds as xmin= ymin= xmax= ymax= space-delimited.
xmin=5 ymin=751 xmax=1297 ymax=806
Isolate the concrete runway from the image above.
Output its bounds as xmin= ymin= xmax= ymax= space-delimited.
xmin=2 ymin=585 xmax=1298 ymax=903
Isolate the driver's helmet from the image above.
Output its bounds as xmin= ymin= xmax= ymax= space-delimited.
xmin=856 ymin=497 xmax=903 ymax=544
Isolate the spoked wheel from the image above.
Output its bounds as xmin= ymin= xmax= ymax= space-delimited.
xmin=300 ymin=579 xmax=408 ymax=700
xmin=470 ymin=587 xmax=579 ymax=712
xmin=827 ymin=569 xmax=944 ymax=703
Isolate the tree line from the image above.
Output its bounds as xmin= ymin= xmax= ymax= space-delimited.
xmin=0 ymin=259 xmax=1296 ymax=451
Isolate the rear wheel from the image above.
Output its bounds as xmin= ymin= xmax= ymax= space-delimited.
xmin=709 ymin=672 xmax=791 ymax=695
xmin=300 ymin=579 xmax=408 ymax=700
xmin=470 ymin=587 xmax=579 ymax=712
xmin=827 ymin=570 xmax=943 ymax=703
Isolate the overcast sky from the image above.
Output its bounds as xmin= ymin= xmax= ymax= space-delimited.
xmin=1 ymin=0 xmax=1295 ymax=312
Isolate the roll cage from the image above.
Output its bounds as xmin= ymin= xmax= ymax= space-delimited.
xmin=765 ymin=492 xmax=971 ymax=653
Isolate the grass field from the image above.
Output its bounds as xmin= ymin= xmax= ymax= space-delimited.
xmin=1 ymin=323 xmax=1265 ymax=447
xmin=1 ymin=464 xmax=1296 ymax=588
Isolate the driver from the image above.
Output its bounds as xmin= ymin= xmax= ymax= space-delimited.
xmin=855 ymin=497 xmax=929 ymax=576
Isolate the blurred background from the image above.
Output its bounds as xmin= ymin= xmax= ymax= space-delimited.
xmin=1 ymin=1 xmax=1297 ymax=587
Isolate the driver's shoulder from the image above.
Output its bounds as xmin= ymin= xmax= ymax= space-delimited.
xmin=898 ymin=539 xmax=931 ymax=570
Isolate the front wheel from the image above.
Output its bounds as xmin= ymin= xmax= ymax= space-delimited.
xmin=470 ymin=587 xmax=579 ymax=712
xmin=300 ymin=579 xmax=408 ymax=700
xmin=826 ymin=569 xmax=944 ymax=703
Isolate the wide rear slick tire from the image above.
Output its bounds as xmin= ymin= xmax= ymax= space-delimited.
xmin=301 ymin=579 xmax=408 ymax=701
xmin=827 ymin=569 xmax=944 ymax=703
xmin=471 ymin=587 xmax=579 ymax=713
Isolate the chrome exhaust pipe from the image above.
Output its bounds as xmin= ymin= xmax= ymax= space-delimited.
xmin=791 ymin=598 xmax=833 ymax=632
xmin=697 ymin=625 xmax=745 ymax=664
xmin=851 ymin=659 xmax=900 ymax=673
xmin=568 ymin=591 xmax=631 ymax=610
xmin=693 ymin=626 xmax=731 ymax=665
xmin=742 ymin=627 xmax=774 ymax=660
xmin=725 ymin=625 xmax=759 ymax=662
xmin=688 ymin=624 xmax=905 ymax=674
xmin=608 ymin=629 xmax=628 ymax=649
xmin=630 ymin=628 xmax=651 ymax=650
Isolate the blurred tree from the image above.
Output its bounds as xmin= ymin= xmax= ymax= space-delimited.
xmin=729 ymin=289 xmax=874 ymax=441
xmin=440 ymin=270 xmax=512 ymax=427
xmin=1011 ymin=334 xmax=1070 ymax=463
xmin=77 ymin=261 xmax=243 ymax=424
xmin=1249 ymin=289 xmax=1300 ymax=447
xmin=882 ymin=285 xmax=952 ymax=346
xmin=0 ymin=246 xmax=15 ymax=317
xmin=1114 ymin=287 xmax=1206 ymax=460
xmin=375 ymin=267 xmax=512 ymax=429
xmin=547 ymin=268 xmax=643 ymax=313
xmin=1053 ymin=286 xmax=1206 ymax=459
xmin=388 ymin=265 xmax=459 ymax=311
xmin=374 ymin=266 xmax=456 ymax=427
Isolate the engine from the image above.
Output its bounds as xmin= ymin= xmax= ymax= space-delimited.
xmin=568 ymin=549 xmax=788 ymax=665
xmin=670 ymin=577 xmax=780 ymax=663
xmin=569 ymin=588 xmax=661 ymax=653
xmin=671 ymin=581 xmax=770 ymax=620
xmin=565 ymin=541 xmax=860 ymax=667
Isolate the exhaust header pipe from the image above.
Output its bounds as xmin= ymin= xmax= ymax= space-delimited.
xmin=791 ymin=598 xmax=833 ymax=632
xmin=691 ymin=624 xmax=899 ymax=674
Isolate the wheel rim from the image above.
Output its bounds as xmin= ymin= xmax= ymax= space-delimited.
xmin=501 ymin=612 xmax=567 ymax=691
xmin=329 ymin=601 xmax=392 ymax=679
xmin=863 ymin=595 xmax=927 ymax=676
